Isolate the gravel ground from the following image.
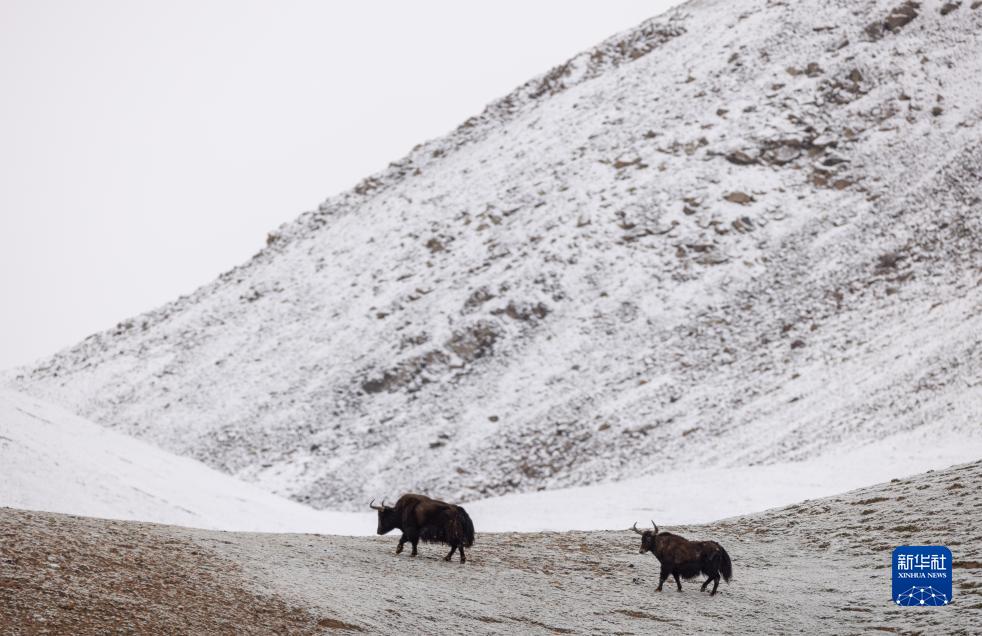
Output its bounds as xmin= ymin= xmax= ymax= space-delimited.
xmin=3 ymin=460 xmax=980 ymax=635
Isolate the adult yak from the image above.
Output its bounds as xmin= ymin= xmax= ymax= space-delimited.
xmin=633 ymin=521 xmax=732 ymax=595
xmin=370 ymin=494 xmax=475 ymax=563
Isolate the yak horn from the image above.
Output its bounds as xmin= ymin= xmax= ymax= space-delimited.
xmin=651 ymin=520 xmax=659 ymax=534
xmin=369 ymin=498 xmax=385 ymax=511
xmin=631 ymin=522 xmax=644 ymax=535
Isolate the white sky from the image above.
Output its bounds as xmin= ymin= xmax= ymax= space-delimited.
xmin=0 ymin=0 xmax=680 ymax=370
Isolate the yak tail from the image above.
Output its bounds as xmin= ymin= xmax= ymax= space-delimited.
xmin=719 ymin=546 xmax=733 ymax=583
xmin=457 ymin=507 xmax=475 ymax=547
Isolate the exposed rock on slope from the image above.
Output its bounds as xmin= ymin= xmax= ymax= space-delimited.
xmin=10 ymin=0 xmax=982 ymax=508
xmin=3 ymin=461 xmax=980 ymax=635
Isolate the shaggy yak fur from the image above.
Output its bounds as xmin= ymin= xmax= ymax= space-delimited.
xmin=633 ymin=521 xmax=733 ymax=595
xmin=370 ymin=494 xmax=475 ymax=563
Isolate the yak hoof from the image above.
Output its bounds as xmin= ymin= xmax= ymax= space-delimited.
xmin=444 ymin=556 xmax=451 ymax=562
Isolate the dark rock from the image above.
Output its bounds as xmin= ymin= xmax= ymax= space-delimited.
xmin=763 ymin=144 xmax=801 ymax=166
xmin=821 ymin=154 xmax=849 ymax=167
xmin=940 ymin=2 xmax=961 ymax=15
xmin=696 ymin=251 xmax=729 ymax=266
xmin=463 ymin=286 xmax=495 ymax=311
xmin=425 ymin=238 xmax=446 ymax=253
xmin=867 ymin=1 xmax=921 ymax=40
xmin=354 ymin=176 xmax=383 ymax=195
xmin=886 ymin=1 xmax=921 ymax=29
xmin=621 ymin=228 xmax=653 ymax=242
xmin=732 ymin=216 xmax=755 ymax=233
xmin=613 ymin=157 xmax=648 ymax=170
xmin=724 ymin=192 xmax=754 ymax=205
xmin=876 ymin=251 xmax=904 ymax=272
xmin=685 ymin=243 xmax=713 ymax=253
xmin=448 ymin=321 xmax=500 ymax=361
xmin=726 ymin=150 xmax=758 ymax=165
xmin=497 ymin=301 xmax=550 ymax=322
xmin=361 ymin=322 xmax=499 ymax=394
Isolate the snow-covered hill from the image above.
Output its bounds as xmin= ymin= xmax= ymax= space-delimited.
xmin=9 ymin=0 xmax=982 ymax=509
xmin=0 ymin=389 xmax=361 ymax=532
xmin=4 ymin=386 xmax=979 ymax=534
xmin=6 ymin=383 xmax=977 ymax=535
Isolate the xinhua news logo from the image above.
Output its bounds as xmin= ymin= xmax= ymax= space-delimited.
xmin=892 ymin=545 xmax=952 ymax=606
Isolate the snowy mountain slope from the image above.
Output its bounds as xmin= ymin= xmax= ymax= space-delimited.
xmin=466 ymin=423 xmax=982 ymax=532
xmin=9 ymin=0 xmax=982 ymax=509
xmin=0 ymin=389 xmax=361 ymax=532
xmin=5 ymin=385 xmax=976 ymax=535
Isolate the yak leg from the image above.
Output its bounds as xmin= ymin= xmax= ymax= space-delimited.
xmin=705 ymin=552 xmax=722 ymax=594
xmin=701 ymin=577 xmax=712 ymax=592
xmin=410 ymin=538 xmax=419 ymax=556
xmin=672 ymin=572 xmax=683 ymax=592
xmin=656 ymin=567 xmax=670 ymax=592
xmin=444 ymin=544 xmax=457 ymax=562
xmin=458 ymin=544 xmax=466 ymax=564
xmin=396 ymin=535 xmax=407 ymax=555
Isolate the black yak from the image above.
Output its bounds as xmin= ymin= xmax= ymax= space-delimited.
xmin=632 ymin=521 xmax=732 ymax=595
xmin=370 ymin=494 xmax=475 ymax=563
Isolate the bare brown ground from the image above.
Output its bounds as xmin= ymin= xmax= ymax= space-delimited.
xmin=0 ymin=512 xmax=360 ymax=635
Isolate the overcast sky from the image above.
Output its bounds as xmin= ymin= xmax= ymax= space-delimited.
xmin=0 ymin=0 xmax=680 ymax=370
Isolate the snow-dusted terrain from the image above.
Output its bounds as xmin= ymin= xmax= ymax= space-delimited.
xmin=467 ymin=422 xmax=982 ymax=532
xmin=7 ymin=0 xmax=982 ymax=514
xmin=0 ymin=389 xmax=357 ymax=532
xmin=3 ymin=461 xmax=980 ymax=635
xmin=5 ymin=386 xmax=978 ymax=534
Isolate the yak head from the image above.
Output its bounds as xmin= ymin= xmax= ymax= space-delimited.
xmin=632 ymin=521 xmax=660 ymax=554
xmin=369 ymin=498 xmax=400 ymax=535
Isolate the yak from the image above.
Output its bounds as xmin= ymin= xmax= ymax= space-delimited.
xmin=370 ymin=494 xmax=475 ymax=563
xmin=632 ymin=521 xmax=732 ymax=595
